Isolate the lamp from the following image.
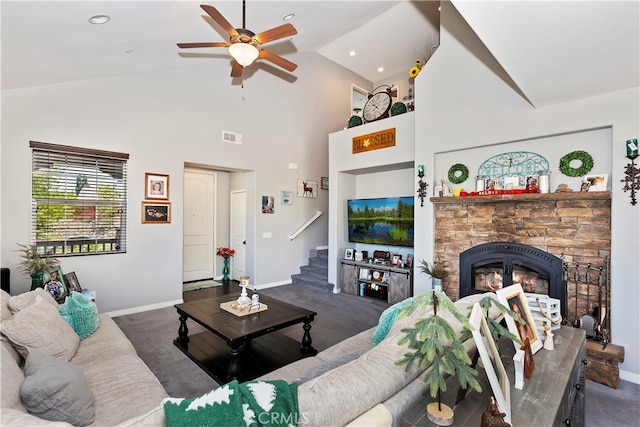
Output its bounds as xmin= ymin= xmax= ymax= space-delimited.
xmin=621 ymin=139 xmax=640 ymax=205
xmin=229 ymin=42 xmax=259 ymax=67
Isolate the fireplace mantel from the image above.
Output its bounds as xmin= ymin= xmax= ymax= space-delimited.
xmin=431 ymin=191 xmax=611 ymax=204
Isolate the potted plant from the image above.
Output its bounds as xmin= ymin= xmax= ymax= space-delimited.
xmin=15 ymin=243 xmax=59 ymax=290
xmin=216 ymin=247 xmax=235 ymax=281
xmin=418 ymin=258 xmax=448 ymax=291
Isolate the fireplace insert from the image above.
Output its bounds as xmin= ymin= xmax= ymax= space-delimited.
xmin=459 ymin=242 xmax=566 ymax=318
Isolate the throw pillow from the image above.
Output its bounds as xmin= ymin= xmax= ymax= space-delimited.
xmin=371 ymin=297 xmax=414 ymax=345
xmin=0 ymin=295 xmax=79 ymax=361
xmin=294 ymin=349 xmax=366 ymax=384
xmin=163 ymin=380 xmax=298 ymax=427
xmin=21 ymin=351 xmax=95 ymax=426
xmin=8 ymin=288 xmax=59 ymax=313
xmin=59 ymin=291 xmax=100 ymax=340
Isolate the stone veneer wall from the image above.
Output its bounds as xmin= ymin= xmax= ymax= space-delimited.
xmin=432 ymin=192 xmax=611 ymax=325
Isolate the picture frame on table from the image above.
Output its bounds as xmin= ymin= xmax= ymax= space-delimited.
xmin=145 ymin=173 xmax=169 ymax=200
xmin=142 ymin=202 xmax=171 ymax=224
xmin=392 ymin=254 xmax=402 ymax=266
xmin=496 ymin=283 xmax=542 ymax=354
xmin=359 ymin=268 xmax=370 ymax=280
xmin=585 ymin=174 xmax=608 ymax=192
xmin=44 ymin=266 xmax=68 ymax=302
xmin=63 ymin=271 xmax=82 ymax=293
xmin=345 ymin=248 xmax=354 ymax=260
xmin=469 ymin=303 xmax=511 ymax=424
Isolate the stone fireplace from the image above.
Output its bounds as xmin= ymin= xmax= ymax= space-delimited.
xmin=431 ymin=191 xmax=611 ymax=334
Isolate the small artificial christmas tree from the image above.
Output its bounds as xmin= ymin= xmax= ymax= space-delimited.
xmin=395 ymin=290 xmax=481 ymax=425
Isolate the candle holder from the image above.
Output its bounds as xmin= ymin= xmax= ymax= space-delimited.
xmin=417 ymin=164 xmax=428 ymax=207
xmin=621 ymin=155 xmax=640 ymax=205
xmin=237 ymin=276 xmax=251 ymax=306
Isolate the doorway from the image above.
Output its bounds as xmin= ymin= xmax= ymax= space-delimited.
xmin=183 ymin=169 xmax=216 ymax=282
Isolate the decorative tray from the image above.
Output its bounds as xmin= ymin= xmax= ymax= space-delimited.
xmin=220 ymin=301 xmax=268 ymax=317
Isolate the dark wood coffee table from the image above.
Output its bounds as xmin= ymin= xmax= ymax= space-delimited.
xmin=174 ymin=293 xmax=317 ymax=384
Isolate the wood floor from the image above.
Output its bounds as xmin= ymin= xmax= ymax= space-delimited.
xmin=182 ymin=279 xmax=238 ymax=302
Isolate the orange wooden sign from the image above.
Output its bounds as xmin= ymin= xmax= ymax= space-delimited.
xmin=352 ymin=128 xmax=396 ymax=154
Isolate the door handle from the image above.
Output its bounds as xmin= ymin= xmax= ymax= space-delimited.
xmin=243 ymin=240 xmax=246 ymax=245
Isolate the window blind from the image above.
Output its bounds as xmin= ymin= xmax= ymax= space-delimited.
xmin=30 ymin=141 xmax=128 ymax=256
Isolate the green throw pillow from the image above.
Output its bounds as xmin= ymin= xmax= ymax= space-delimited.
xmin=21 ymin=351 xmax=95 ymax=426
xmin=59 ymin=291 xmax=100 ymax=340
xmin=371 ymin=297 xmax=414 ymax=345
xmin=164 ymin=380 xmax=299 ymax=427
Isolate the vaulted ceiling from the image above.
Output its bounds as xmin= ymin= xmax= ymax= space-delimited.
xmin=1 ymin=1 xmax=638 ymax=109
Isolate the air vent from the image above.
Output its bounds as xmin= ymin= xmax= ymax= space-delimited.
xmin=222 ymin=131 xmax=242 ymax=144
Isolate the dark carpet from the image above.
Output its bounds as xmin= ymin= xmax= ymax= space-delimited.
xmin=113 ymin=284 xmax=639 ymax=425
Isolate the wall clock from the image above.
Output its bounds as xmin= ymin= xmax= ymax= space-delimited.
xmin=362 ymin=90 xmax=392 ymax=123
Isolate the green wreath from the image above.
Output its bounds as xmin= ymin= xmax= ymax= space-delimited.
xmin=559 ymin=150 xmax=594 ymax=177
xmin=448 ymin=163 xmax=469 ymax=184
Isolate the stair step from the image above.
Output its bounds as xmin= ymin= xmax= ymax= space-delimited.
xmin=300 ymin=265 xmax=328 ymax=280
xmin=316 ymin=249 xmax=328 ymax=258
xmin=309 ymin=256 xmax=328 ymax=268
xmin=291 ymin=274 xmax=333 ymax=292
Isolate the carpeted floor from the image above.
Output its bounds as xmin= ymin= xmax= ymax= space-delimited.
xmin=113 ymin=284 xmax=639 ymax=425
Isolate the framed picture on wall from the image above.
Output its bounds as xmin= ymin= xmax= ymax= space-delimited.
xmin=142 ymin=202 xmax=171 ymax=224
xmin=321 ymin=177 xmax=329 ymax=190
xmin=297 ymin=179 xmax=318 ymax=198
xmin=145 ymin=173 xmax=169 ymax=200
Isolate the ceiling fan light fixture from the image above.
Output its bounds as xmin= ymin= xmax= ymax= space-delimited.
xmin=229 ymin=42 xmax=260 ymax=67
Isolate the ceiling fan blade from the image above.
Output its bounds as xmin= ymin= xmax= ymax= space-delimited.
xmin=177 ymin=42 xmax=229 ymax=49
xmin=259 ymin=49 xmax=297 ymax=72
xmin=254 ymin=23 xmax=297 ymax=45
xmin=200 ymin=4 xmax=238 ymax=37
xmin=231 ymin=60 xmax=243 ymax=77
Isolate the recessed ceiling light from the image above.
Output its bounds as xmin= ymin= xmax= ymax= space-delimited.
xmin=88 ymin=14 xmax=110 ymax=25
xmin=349 ymin=51 xmax=356 ymax=57
xmin=377 ymin=67 xmax=384 ymax=72
xmin=283 ymin=13 xmax=294 ymax=21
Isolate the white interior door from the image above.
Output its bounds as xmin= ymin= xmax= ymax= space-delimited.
xmin=230 ymin=190 xmax=246 ymax=280
xmin=183 ymin=171 xmax=215 ymax=282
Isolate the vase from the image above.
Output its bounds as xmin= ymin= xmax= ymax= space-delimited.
xmin=30 ymin=272 xmax=45 ymax=291
xmin=222 ymin=258 xmax=230 ymax=281
xmin=432 ymin=278 xmax=442 ymax=292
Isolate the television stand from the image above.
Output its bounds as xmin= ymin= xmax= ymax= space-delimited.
xmin=340 ymin=259 xmax=413 ymax=304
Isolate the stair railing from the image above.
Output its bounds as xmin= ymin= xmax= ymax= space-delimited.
xmin=289 ymin=211 xmax=323 ymax=241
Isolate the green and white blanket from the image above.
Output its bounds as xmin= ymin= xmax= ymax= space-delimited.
xmin=163 ymin=380 xmax=299 ymax=427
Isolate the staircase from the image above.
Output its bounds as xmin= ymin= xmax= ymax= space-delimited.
xmin=291 ymin=249 xmax=333 ymax=292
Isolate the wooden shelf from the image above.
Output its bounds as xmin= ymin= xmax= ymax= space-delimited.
xmin=431 ymin=191 xmax=611 ymax=204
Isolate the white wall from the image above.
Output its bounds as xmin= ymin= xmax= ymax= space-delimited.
xmin=1 ymin=52 xmax=372 ymax=312
xmin=415 ymin=2 xmax=640 ymax=380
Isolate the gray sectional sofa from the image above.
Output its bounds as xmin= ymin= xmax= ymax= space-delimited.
xmin=1 ymin=287 xmax=498 ymax=427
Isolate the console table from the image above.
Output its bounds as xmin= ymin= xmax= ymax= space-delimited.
xmin=403 ymin=326 xmax=586 ymax=426
xmin=341 ymin=259 xmax=412 ymax=304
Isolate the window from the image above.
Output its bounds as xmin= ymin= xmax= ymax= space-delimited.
xmin=30 ymin=141 xmax=128 ymax=256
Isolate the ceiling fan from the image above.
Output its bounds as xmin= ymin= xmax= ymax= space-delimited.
xmin=178 ymin=2 xmax=298 ymax=77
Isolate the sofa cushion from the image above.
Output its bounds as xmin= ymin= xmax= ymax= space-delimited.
xmin=21 ymin=351 xmax=95 ymax=426
xmin=59 ymin=291 xmax=100 ymax=340
xmin=371 ymin=297 xmax=414 ymax=345
xmin=1 ymin=339 xmax=27 ymax=412
xmin=0 ymin=295 xmax=79 ymax=360
xmin=1 ymin=289 xmax=13 ymax=321
xmin=294 ymin=349 xmax=366 ymax=384
xmin=8 ymin=287 xmax=59 ymax=313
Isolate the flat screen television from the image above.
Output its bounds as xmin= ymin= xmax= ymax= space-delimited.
xmin=347 ymin=196 xmax=414 ymax=247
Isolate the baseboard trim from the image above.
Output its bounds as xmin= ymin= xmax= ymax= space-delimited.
xmin=620 ymin=369 xmax=640 ymax=384
xmin=252 ymin=280 xmax=291 ymax=291
xmin=105 ymin=298 xmax=183 ymax=318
